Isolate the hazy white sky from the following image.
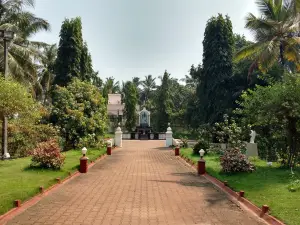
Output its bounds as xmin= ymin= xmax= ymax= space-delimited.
xmin=31 ymin=0 xmax=259 ymax=82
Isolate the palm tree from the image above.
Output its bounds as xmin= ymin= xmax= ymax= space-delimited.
xmin=33 ymin=44 xmax=57 ymax=104
xmin=0 ymin=0 xmax=50 ymax=83
xmin=102 ymin=77 xmax=120 ymax=102
xmin=235 ymin=0 xmax=300 ymax=76
xmin=141 ymin=75 xmax=156 ymax=104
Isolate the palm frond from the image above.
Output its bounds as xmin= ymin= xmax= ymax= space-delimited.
xmin=234 ymin=42 xmax=265 ymax=62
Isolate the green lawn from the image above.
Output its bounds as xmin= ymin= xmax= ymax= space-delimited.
xmin=0 ymin=148 xmax=106 ymax=215
xmin=104 ymin=133 xmax=115 ymax=139
xmin=180 ymin=148 xmax=300 ymax=225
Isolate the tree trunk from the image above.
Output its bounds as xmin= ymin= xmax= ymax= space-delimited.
xmin=280 ymin=41 xmax=285 ymax=66
xmin=287 ymin=118 xmax=297 ymax=167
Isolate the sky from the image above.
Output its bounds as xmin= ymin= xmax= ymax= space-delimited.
xmin=31 ymin=0 xmax=259 ymax=83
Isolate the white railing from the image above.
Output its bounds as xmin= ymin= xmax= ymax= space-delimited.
xmin=159 ymin=133 xmax=166 ymax=140
xmin=122 ymin=133 xmax=131 ymax=139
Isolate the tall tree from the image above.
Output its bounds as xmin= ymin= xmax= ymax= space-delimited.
xmin=80 ymin=41 xmax=93 ymax=82
xmin=197 ymin=14 xmax=234 ymax=124
xmin=123 ymin=81 xmax=138 ymax=132
xmin=155 ymin=70 xmax=172 ymax=131
xmin=235 ymin=0 xmax=300 ymax=75
xmin=54 ymin=17 xmax=83 ymax=86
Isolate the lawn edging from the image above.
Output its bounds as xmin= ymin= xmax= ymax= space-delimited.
xmin=177 ymin=150 xmax=286 ymax=225
xmin=0 ymin=148 xmax=113 ymax=224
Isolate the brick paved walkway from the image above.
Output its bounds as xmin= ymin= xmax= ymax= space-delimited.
xmin=5 ymin=140 xmax=265 ymax=225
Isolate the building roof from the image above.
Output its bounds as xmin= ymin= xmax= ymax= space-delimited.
xmin=108 ymin=94 xmax=122 ymax=105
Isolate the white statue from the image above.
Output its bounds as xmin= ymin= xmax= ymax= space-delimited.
xmin=250 ymin=130 xmax=257 ymax=143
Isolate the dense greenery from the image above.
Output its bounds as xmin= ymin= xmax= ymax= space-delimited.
xmin=54 ymin=17 xmax=83 ymax=86
xmin=123 ymin=81 xmax=138 ymax=132
xmin=197 ymin=14 xmax=234 ymax=125
xmin=237 ymin=75 xmax=300 ymax=167
xmin=50 ymin=79 xmax=107 ymax=149
xmin=154 ymin=71 xmax=172 ymax=131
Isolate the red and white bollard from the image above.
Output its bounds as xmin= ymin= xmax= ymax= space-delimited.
xmin=107 ymin=140 xmax=112 ymax=155
xmin=175 ymin=146 xmax=180 ymax=156
xmin=197 ymin=159 xmax=206 ymax=175
xmin=197 ymin=149 xmax=206 ymax=175
xmin=80 ymin=147 xmax=88 ymax=173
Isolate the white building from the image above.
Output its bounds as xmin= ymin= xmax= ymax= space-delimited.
xmin=107 ymin=94 xmax=124 ymax=132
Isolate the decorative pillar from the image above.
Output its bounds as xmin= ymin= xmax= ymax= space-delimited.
xmin=165 ymin=123 xmax=173 ymax=147
xmin=115 ymin=123 xmax=123 ymax=147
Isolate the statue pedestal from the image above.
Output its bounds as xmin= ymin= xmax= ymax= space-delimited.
xmin=246 ymin=143 xmax=258 ymax=157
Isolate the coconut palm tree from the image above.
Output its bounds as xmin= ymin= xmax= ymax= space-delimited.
xmin=0 ymin=0 xmax=50 ymax=83
xmin=235 ymin=0 xmax=300 ymax=76
xmin=141 ymin=75 xmax=156 ymax=104
xmin=33 ymin=44 xmax=57 ymax=103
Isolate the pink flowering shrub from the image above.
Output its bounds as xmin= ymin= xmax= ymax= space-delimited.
xmin=220 ymin=148 xmax=255 ymax=173
xmin=31 ymin=139 xmax=65 ymax=169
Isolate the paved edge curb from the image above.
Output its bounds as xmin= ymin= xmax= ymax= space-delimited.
xmin=0 ymin=147 xmax=117 ymax=225
xmin=175 ymin=150 xmax=286 ymax=225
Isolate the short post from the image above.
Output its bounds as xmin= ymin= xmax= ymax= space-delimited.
xmin=239 ymin=190 xmax=245 ymax=198
xmin=197 ymin=149 xmax=206 ymax=175
xmin=107 ymin=140 xmax=112 ymax=155
xmin=175 ymin=145 xmax=180 ymax=156
xmin=165 ymin=123 xmax=173 ymax=147
xmin=260 ymin=205 xmax=269 ymax=217
xmin=14 ymin=200 xmax=21 ymax=208
xmin=115 ymin=123 xmax=123 ymax=147
xmin=39 ymin=186 xmax=44 ymax=193
xmin=80 ymin=147 xmax=88 ymax=173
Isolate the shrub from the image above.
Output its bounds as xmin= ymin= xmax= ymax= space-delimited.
xmin=220 ymin=147 xmax=255 ymax=173
xmin=50 ymin=79 xmax=107 ymax=149
xmin=193 ymin=139 xmax=209 ymax=155
xmin=31 ymin=139 xmax=65 ymax=169
xmin=6 ymin=121 xmax=59 ymax=157
xmin=207 ymin=144 xmax=224 ymax=155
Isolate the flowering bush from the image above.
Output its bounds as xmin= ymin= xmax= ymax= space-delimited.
xmin=31 ymin=139 xmax=65 ymax=169
xmin=213 ymin=115 xmax=247 ymax=152
xmin=6 ymin=121 xmax=59 ymax=158
xmin=220 ymin=148 xmax=255 ymax=173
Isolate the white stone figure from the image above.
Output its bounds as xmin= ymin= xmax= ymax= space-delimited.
xmin=250 ymin=130 xmax=257 ymax=143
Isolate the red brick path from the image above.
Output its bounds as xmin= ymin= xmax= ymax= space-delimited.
xmin=5 ymin=140 xmax=265 ymax=225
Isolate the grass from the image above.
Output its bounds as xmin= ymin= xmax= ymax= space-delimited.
xmin=180 ymin=148 xmax=300 ymax=225
xmin=103 ymin=133 xmax=115 ymax=139
xmin=0 ymin=148 xmax=106 ymax=215
xmin=173 ymin=130 xmax=198 ymax=140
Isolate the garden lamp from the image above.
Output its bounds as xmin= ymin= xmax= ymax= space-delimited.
xmin=81 ymin=147 xmax=87 ymax=156
xmin=199 ymin=149 xmax=205 ymax=159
